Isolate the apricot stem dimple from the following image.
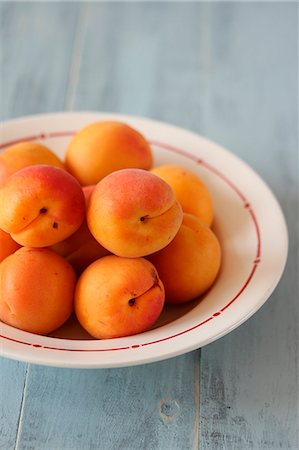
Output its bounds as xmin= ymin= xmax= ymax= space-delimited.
xmin=40 ymin=208 xmax=47 ymax=214
xmin=139 ymin=215 xmax=149 ymax=223
xmin=52 ymin=222 xmax=58 ymax=229
xmin=127 ymin=275 xmax=161 ymax=307
xmin=128 ymin=298 xmax=136 ymax=306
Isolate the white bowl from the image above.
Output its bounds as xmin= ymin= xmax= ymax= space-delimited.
xmin=0 ymin=112 xmax=288 ymax=368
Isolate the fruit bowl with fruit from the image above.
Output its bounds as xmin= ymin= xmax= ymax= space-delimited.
xmin=0 ymin=112 xmax=288 ymax=368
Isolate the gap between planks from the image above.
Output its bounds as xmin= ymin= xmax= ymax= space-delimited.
xmin=64 ymin=2 xmax=90 ymax=111
xmin=13 ymin=364 xmax=30 ymax=450
xmin=193 ymin=350 xmax=201 ymax=450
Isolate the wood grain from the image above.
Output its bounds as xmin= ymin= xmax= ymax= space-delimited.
xmin=0 ymin=3 xmax=79 ymax=449
xmin=0 ymin=2 xmax=80 ymax=121
xmin=12 ymin=354 xmax=200 ymax=450
xmin=197 ymin=3 xmax=298 ymax=449
xmin=0 ymin=2 xmax=298 ymax=450
xmin=0 ymin=359 xmax=28 ymax=450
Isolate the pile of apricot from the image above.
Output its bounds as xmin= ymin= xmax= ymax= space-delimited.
xmin=0 ymin=121 xmax=221 ymax=339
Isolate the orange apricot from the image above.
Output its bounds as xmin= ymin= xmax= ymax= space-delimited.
xmin=147 ymin=213 xmax=221 ymax=303
xmin=87 ymin=168 xmax=183 ymax=257
xmin=0 ymin=229 xmax=21 ymax=263
xmin=51 ymin=185 xmax=110 ymax=274
xmin=75 ymin=255 xmax=165 ymax=339
xmin=0 ymin=141 xmax=64 ymax=186
xmin=65 ymin=121 xmax=153 ymax=185
xmin=0 ymin=247 xmax=76 ymax=334
xmin=0 ymin=165 xmax=86 ymax=247
xmin=150 ymin=164 xmax=214 ymax=226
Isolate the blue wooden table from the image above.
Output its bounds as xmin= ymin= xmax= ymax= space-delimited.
xmin=0 ymin=3 xmax=298 ymax=449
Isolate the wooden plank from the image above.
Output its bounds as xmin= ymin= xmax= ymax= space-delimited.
xmin=0 ymin=3 xmax=80 ymax=450
xmin=198 ymin=3 xmax=298 ymax=449
xmin=0 ymin=4 xmax=31 ymax=448
xmin=70 ymin=1 xmax=208 ymax=126
xmin=14 ymin=354 xmax=199 ymax=450
xmin=0 ymin=359 xmax=28 ymax=450
xmin=0 ymin=2 xmax=80 ymax=121
xmin=67 ymin=1 xmax=163 ymax=114
xmin=61 ymin=4 xmax=207 ymax=447
xmin=1 ymin=3 xmax=203 ymax=449
xmin=1 ymin=2 xmax=297 ymax=449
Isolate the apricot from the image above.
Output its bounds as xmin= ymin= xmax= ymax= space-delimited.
xmin=147 ymin=213 xmax=221 ymax=304
xmin=0 ymin=229 xmax=21 ymax=262
xmin=0 ymin=165 xmax=86 ymax=247
xmin=87 ymin=168 xmax=183 ymax=257
xmin=0 ymin=247 xmax=76 ymax=334
xmin=75 ymin=255 xmax=165 ymax=339
xmin=65 ymin=121 xmax=153 ymax=185
xmin=150 ymin=164 xmax=214 ymax=226
xmin=0 ymin=141 xmax=64 ymax=186
xmin=51 ymin=185 xmax=110 ymax=274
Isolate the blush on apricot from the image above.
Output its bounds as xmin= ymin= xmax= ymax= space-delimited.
xmin=87 ymin=168 xmax=183 ymax=257
xmin=75 ymin=255 xmax=165 ymax=339
xmin=0 ymin=141 xmax=64 ymax=186
xmin=0 ymin=165 xmax=85 ymax=247
xmin=65 ymin=121 xmax=153 ymax=185
xmin=51 ymin=185 xmax=110 ymax=274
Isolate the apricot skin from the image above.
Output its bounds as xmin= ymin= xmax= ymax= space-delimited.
xmin=0 ymin=141 xmax=64 ymax=186
xmin=147 ymin=213 xmax=221 ymax=304
xmin=0 ymin=165 xmax=86 ymax=247
xmin=65 ymin=121 xmax=153 ymax=185
xmin=0 ymin=229 xmax=21 ymax=263
xmin=150 ymin=164 xmax=214 ymax=226
xmin=87 ymin=168 xmax=183 ymax=258
xmin=75 ymin=255 xmax=165 ymax=339
xmin=51 ymin=185 xmax=110 ymax=274
xmin=0 ymin=247 xmax=76 ymax=335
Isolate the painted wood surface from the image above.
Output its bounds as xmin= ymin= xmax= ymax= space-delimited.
xmin=0 ymin=3 xmax=297 ymax=450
